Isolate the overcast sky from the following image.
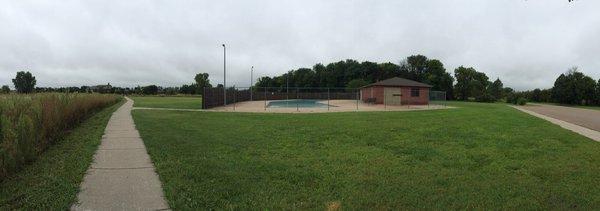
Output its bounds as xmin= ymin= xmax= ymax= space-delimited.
xmin=1 ymin=0 xmax=599 ymax=90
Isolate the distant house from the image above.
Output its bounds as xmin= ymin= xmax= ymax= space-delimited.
xmin=360 ymin=77 xmax=431 ymax=105
xmin=91 ymin=83 xmax=112 ymax=93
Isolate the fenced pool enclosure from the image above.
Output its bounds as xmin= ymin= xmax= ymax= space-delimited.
xmin=202 ymin=87 xmax=447 ymax=112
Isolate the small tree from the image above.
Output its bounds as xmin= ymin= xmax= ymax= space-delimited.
xmin=531 ymin=89 xmax=542 ymax=102
xmin=194 ymin=73 xmax=212 ymax=94
xmin=12 ymin=71 xmax=37 ymax=93
xmin=1 ymin=85 xmax=10 ymax=94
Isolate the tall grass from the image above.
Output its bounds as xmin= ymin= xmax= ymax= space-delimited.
xmin=0 ymin=93 xmax=121 ymax=179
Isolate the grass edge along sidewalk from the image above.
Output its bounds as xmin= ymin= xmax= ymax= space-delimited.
xmin=0 ymin=100 xmax=124 ymax=210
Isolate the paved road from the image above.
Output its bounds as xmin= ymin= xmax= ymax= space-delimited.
xmin=518 ymin=104 xmax=600 ymax=132
xmin=72 ymin=97 xmax=169 ymax=210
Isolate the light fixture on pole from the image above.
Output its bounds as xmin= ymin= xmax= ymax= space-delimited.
xmin=222 ymin=44 xmax=226 ymax=106
xmin=250 ymin=66 xmax=254 ymax=101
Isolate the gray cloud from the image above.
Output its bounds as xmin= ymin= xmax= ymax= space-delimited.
xmin=1 ymin=0 xmax=599 ymax=90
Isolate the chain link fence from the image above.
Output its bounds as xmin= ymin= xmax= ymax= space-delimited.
xmin=429 ymin=90 xmax=447 ymax=106
xmin=203 ymin=87 xmax=446 ymax=112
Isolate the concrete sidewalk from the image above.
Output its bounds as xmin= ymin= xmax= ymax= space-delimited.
xmin=72 ymin=97 xmax=169 ymax=210
xmin=511 ymin=105 xmax=600 ymax=142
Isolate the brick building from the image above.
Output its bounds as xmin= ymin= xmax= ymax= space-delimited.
xmin=360 ymin=77 xmax=431 ymax=105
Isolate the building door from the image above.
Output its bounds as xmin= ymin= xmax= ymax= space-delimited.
xmin=384 ymin=87 xmax=402 ymax=105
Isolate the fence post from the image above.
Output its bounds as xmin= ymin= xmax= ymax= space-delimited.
xmin=444 ymin=92 xmax=447 ymax=108
xmin=202 ymin=87 xmax=205 ymax=109
xmin=296 ymin=88 xmax=299 ymax=112
xmin=264 ymin=87 xmax=267 ymax=110
xmin=356 ymin=89 xmax=359 ymax=111
xmin=327 ymin=88 xmax=330 ymax=111
xmin=233 ymin=86 xmax=236 ymax=111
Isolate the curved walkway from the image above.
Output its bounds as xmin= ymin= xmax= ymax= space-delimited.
xmin=72 ymin=97 xmax=169 ymax=210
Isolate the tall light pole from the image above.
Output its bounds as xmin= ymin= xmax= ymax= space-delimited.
xmin=222 ymin=44 xmax=226 ymax=106
xmin=250 ymin=66 xmax=254 ymax=101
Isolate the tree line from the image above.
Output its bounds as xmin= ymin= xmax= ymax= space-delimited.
xmin=514 ymin=67 xmax=600 ymax=106
xmin=6 ymin=60 xmax=597 ymax=107
xmin=2 ymin=71 xmax=214 ymax=96
xmin=254 ymin=55 xmax=508 ymax=102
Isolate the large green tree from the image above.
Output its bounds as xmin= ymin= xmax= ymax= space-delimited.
xmin=12 ymin=71 xmax=36 ymax=93
xmin=472 ymin=72 xmax=490 ymax=102
xmin=454 ymin=66 xmax=475 ymax=100
xmin=404 ymin=55 xmax=429 ymax=81
xmin=488 ymin=78 xmax=504 ymax=101
xmin=378 ymin=62 xmax=400 ymax=82
xmin=551 ymin=67 xmax=597 ymax=105
xmin=423 ymin=59 xmax=454 ymax=100
xmin=399 ymin=56 xmax=455 ymax=99
xmin=454 ymin=66 xmax=490 ymax=101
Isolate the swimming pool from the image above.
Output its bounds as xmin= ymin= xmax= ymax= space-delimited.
xmin=267 ymin=99 xmax=331 ymax=108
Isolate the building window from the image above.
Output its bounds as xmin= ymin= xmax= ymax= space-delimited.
xmin=410 ymin=88 xmax=420 ymax=97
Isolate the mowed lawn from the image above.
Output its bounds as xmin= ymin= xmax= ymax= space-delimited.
xmin=132 ymin=96 xmax=202 ymax=109
xmin=132 ymin=102 xmax=600 ymax=210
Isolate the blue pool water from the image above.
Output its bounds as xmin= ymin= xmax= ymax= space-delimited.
xmin=267 ymin=99 xmax=330 ymax=108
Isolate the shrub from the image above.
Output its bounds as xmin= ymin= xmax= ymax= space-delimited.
xmin=517 ymin=97 xmax=527 ymax=105
xmin=0 ymin=93 xmax=121 ymax=180
xmin=0 ymin=85 xmax=9 ymax=94
xmin=475 ymin=93 xmax=496 ymax=103
xmin=142 ymin=85 xmax=159 ymax=95
xmin=506 ymin=93 xmax=517 ymax=104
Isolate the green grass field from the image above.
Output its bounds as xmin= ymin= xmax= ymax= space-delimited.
xmin=131 ymin=96 xmax=202 ymax=109
xmin=132 ymin=101 xmax=600 ymax=209
xmin=0 ymin=100 xmax=124 ymax=210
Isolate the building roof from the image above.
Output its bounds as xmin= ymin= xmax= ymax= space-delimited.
xmin=363 ymin=77 xmax=432 ymax=88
